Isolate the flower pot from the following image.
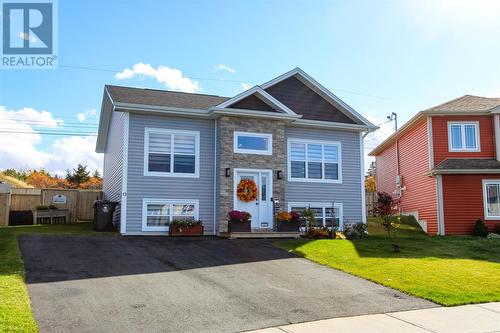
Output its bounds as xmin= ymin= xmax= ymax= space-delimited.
xmin=228 ymin=220 xmax=251 ymax=232
xmin=169 ymin=224 xmax=204 ymax=236
xmin=277 ymin=221 xmax=301 ymax=232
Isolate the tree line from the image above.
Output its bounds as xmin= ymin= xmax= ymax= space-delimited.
xmin=2 ymin=164 xmax=102 ymax=189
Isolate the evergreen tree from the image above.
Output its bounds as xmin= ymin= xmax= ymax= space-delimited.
xmin=66 ymin=164 xmax=91 ymax=187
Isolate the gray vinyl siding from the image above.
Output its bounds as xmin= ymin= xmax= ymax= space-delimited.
xmin=285 ymin=126 xmax=363 ymax=224
xmin=125 ymin=113 xmax=215 ymax=235
xmin=102 ymin=108 xmax=126 ymax=226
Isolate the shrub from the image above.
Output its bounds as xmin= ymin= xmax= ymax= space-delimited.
xmin=227 ymin=210 xmax=251 ymax=223
xmin=305 ymin=227 xmax=331 ymax=239
xmin=343 ymin=225 xmax=361 ymax=240
xmin=495 ymin=223 xmax=500 ymax=234
xmin=48 ymin=204 xmax=58 ymax=210
xmin=472 ymin=219 xmax=489 ymax=237
xmin=36 ymin=205 xmax=49 ymax=210
xmin=301 ymin=209 xmax=316 ymax=228
xmin=353 ymin=222 xmax=368 ymax=238
xmin=487 ymin=233 xmax=500 ymax=239
xmin=276 ymin=211 xmax=292 ymax=223
xmin=290 ymin=211 xmax=301 ymax=224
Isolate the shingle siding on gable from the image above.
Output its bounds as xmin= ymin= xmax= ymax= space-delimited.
xmin=265 ymin=76 xmax=357 ymax=124
xmin=125 ymin=113 xmax=215 ymax=235
xmin=230 ymin=94 xmax=278 ymax=112
xmin=284 ymin=126 xmax=363 ymax=222
xmin=102 ymin=105 xmax=125 ymax=227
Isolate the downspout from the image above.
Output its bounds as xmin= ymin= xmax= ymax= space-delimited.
xmin=494 ymin=114 xmax=500 ymax=161
xmin=213 ymin=118 xmax=218 ymax=235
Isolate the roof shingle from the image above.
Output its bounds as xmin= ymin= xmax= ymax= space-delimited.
xmin=433 ymin=158 xmax=500 ymax=173
xmin=425 ymin=95 xmax=500 ymax=112
xmin=106 ymin=85 xmax=229 ymax=110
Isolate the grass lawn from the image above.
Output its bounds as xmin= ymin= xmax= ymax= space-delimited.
xmin=277 ymin=218 xmax=500 ymax=306
xmin=0 ymin=223 xmax=116 ymax=332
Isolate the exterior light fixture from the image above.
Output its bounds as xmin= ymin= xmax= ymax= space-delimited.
xmin=277 ymin=170 xmax=283 ymax=179
xmin=225 ymin=168 xmax=231 ymax=177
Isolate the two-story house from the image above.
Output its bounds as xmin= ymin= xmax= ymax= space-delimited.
xmin=370 ymin=95 xmax=500 ymax=235
xmin=96 ymin=68 xmax=377 ymax=236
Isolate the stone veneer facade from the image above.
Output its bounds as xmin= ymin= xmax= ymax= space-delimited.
xmin=217 ymin=116 xmax=287 ymax=232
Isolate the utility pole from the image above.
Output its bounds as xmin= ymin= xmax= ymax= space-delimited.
xmin=387 ymin=112 xmax=398 ymax=131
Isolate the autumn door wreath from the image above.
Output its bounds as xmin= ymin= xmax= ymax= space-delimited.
xmin=237 ymin=178 xmax=258 ymax=202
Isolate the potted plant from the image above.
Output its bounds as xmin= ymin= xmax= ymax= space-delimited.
xmin=228 ymin=210 xmax=251 ymax=232
xmin=169 ymin=219 xmax=204 ymax=236
xmin=276 ymin=211 xmax=301 ymax=232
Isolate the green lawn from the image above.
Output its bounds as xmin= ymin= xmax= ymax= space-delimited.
xmin=278 ymin=218 xmax=500 ymax=306
xmin=0 ymin=223 xmax=115 ymax=333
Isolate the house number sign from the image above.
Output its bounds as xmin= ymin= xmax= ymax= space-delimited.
xmin=52 ymin=194 xmax=66 ymax=204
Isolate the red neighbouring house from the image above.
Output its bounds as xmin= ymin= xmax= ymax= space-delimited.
xmin=370 ymin=95 xmax=500 ymax=235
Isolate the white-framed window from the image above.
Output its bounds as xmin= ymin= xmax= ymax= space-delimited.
xmin=233 ymin=131 xmax=272 ymax=155
xmin=287 ymin=139 xmax=342 ymax=183
xmin=142 ymin=199 xmax=199 ymax=231
xmin=288 ymin=202 xmax=344 ymax=229
xmin=483 ymin=180 xmax=500 ymax=220
xmin=144 ymin=128 xmax=200 ymax=177
xmin=448 ymin=122 xmax=480 ymax=152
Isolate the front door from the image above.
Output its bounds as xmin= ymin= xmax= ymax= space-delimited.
xmin=234 ymin=170 xmax=273 ymax=229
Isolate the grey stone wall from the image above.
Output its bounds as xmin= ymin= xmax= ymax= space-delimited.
xmin=218 ymin=116 xmax=287 ymax=232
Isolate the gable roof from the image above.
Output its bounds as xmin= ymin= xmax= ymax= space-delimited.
xmin=369 ymin=94 xmax=500 ymax=156
xmin=106 ymin=85 xmax=229 ymax=110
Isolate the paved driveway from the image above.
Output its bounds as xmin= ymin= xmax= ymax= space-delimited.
xmin=19 ymin=235 xmax=435 ymax=333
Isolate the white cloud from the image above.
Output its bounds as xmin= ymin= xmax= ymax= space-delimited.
xmin=0 ymin=105 xmax=102 ymax=175
xmin=362 ymin=112 xmax=396 ymax=172
xmin=241 ymin=83 xmax=251 ymax=91
xmin=214 ymin=64 xmax=236 ymax=74
xmin=77 ymin=108 xmax=97 ymax=122
xmin=115 ymin=63 xmax=201 ymax=93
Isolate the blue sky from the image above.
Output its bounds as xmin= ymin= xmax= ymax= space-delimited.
xmin=1 ymin=0 xmax=499 ymax=174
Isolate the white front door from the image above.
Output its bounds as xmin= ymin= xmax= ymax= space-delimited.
xmin=234 ymin=169 xmax=273 ymax=229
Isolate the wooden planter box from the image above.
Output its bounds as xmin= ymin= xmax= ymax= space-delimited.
xmin=169 ymin=225 xmax=204 ymax=236
xmin=277 ymin=221 xmax=301 ymax=232
xmin=228 ymin=220 xmax=251 ymax=232
xmin=33 ymin=209 xmax=69 ymax=224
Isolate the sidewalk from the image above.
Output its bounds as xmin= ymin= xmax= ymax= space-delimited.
xmin=248 ymin=302 xmax=500 ymax=333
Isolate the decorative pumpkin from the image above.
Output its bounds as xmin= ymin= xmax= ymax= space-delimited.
xmin=237 ymin=178 xmax=258 ymax=202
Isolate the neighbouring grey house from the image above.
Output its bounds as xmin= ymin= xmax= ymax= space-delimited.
xmin=96 ymin=68 xmax=377 ymax=235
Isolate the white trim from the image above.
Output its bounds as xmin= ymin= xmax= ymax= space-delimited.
xmin=359 ymin=132 xmax=367 ymax=224
xmin=287 ymin=138 xmax=342 ymax=184
xmin=216 ymin=86 xmax=297 ymax=115
xmin=143 ymin=127 xmax=200 ymax=178
xmin=233 ymin=168 xmax=273 ymax=228
xmin=291 ymin=118 xmax=374 ymax=131
xmin=233 ymin=131 xmax=273 ymax=155
xmin=495 ymin=115 xmax=500 ymax=161
xmin=431 ymin=168 xmax=500 ymax=175
xmin=447 ymin=121 xmax=480 ymax=152
xmin=142 ymin=198 xmax=199 ymax=232
xmin=213 ymin=119 xmax=218 ymax=236
xmin=95 ymin=87 xmax=116 ymax=153
xmin=209 ymin=107 xmax=301 ymax=120
xmin=288 ymin=202 xmax=344 ymax=230
xmin=259 ymin=68 xmax=376 ymax=128
xmin=120 ymin=112 xmax=129 ymax=235
xmin=427 ymin=116 xmax=434 ymax=169
xmin=436 ymin=175 xmax=445 ymax=235
xmin=482 ymin=179 xmax=500 ymax=220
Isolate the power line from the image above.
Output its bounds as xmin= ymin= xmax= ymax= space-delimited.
xmin=0 ymin=130 xmax=96 ymax=136
xmin=58 ymin=63 xmax=405 ymax=103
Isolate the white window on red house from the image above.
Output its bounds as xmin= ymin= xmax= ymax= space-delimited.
xmin=448 ymin=122 xmax=479 ymax=152
xmin=483 ymin=180 xmax=500 ymax=219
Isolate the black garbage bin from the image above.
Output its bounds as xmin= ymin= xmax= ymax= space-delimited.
xmin=93 ymin=200 xmax=119 ymax=231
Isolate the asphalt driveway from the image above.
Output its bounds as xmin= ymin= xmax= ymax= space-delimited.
xmin=19 ymin=235 xmax=435 ymax=333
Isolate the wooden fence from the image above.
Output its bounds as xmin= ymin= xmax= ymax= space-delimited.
xmin=365 ymin=191 xmax=377 ymax=217
xmin=10 ymin=188 xmax=102 ymax=223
